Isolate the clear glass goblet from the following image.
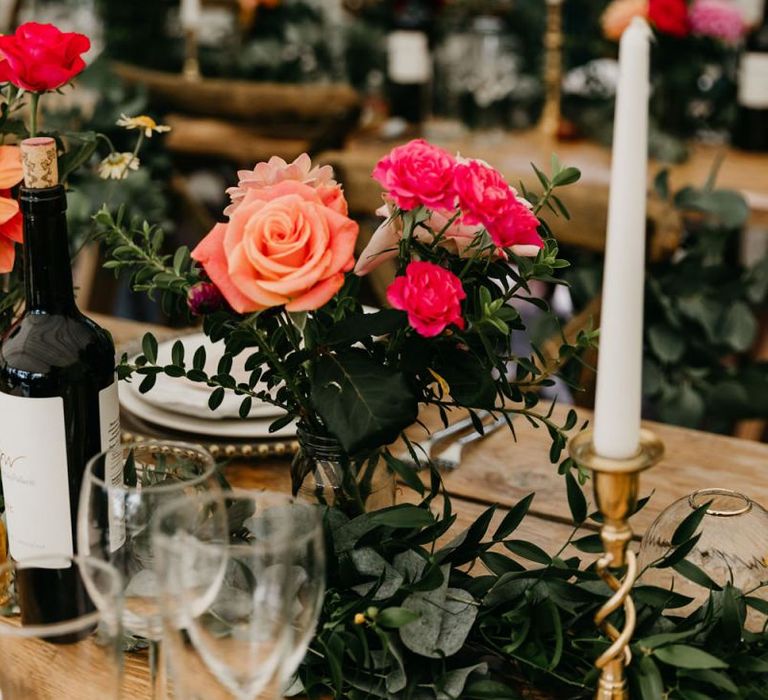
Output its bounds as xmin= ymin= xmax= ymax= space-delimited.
xmin=0 ymin=555 xmax=123 ymax=699
xmin=152 ymin=488 xmax=325 ymax=700
xmin=77 ymin=440 xmax=221 ymax=699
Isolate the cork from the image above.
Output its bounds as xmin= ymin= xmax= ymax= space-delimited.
xmin=20 ymin=137 xmax=59 ymax=189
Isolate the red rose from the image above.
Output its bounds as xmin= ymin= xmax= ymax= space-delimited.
xmin=0 ymin=22 xmax=90 ymax=92
xmin=387 ymin=261 xmax=466 ymax=338
xmin=648 ymin=0 xmax=690 ymax=37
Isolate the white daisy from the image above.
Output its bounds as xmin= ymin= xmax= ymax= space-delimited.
xmin=99 ymin=152 xmax=140 ymax=180
xmin=116 ymin=114 xmax=171 ymax=138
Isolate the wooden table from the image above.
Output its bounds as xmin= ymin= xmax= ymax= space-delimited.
xmin=92 ymin=314 xmax=768 ymax=697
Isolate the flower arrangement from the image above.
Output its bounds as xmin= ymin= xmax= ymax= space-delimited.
xmin=99 ymin=141 xmax=591 ymax=468
xmin=0 ymin=22 xmax=170 ymax=334
xmin=599 ymin=0 xmax=747 ymax=144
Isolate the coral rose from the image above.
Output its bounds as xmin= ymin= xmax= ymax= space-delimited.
xmin=192 ymin=180 xmax=358 ymax=313
xmin=387 ymin=261 xmax=466 ymax=338
xmin=648 ymin=0 xmax=690 ymax=37
xmin=372 ymin=139 xmax=457 ymax=212
xmin=601 ymin=0 xmax=649 ymax=41
xmin=0 ymin=22 xmax=90 ymax=92
xmin=0 ymin=146 xmax=23 ymax=273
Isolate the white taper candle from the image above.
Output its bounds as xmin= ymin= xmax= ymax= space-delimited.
xmin=593 ymin=17 xmax=652 ymax=459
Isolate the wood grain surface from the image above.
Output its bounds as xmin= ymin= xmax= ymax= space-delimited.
xmin=83 ymin=314 xmax=768 ymax=698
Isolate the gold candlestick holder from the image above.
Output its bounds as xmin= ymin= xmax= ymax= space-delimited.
xmin=538 ymin=0 xmax=564 ymax=138
xmin=569 ymin=428 xmax=664 ymax=700
xmin=183 ymin=28 xmax=201 ymax=81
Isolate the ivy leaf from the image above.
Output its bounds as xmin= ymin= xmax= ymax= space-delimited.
xmin=653 ymin=644 xmax=728 ymax=670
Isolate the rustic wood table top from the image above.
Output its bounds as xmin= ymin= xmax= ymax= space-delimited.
xmin=77 ymin=315 xmax=768 ymax=698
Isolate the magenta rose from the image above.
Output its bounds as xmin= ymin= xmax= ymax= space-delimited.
xmin=387 ymin=261 xmax=466 ymax=337
xmin=372 ymin=139 xmax=457 ymax=212
xmin=0 ymin=23 xmax=90 ymax=92
xmin=454 ymin=157 xmax=542 ymax=251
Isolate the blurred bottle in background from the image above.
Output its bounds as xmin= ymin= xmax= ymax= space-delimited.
xmin=733 ymin=0 xmax=768 ymax=151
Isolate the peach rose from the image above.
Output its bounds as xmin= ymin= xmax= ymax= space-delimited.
xmin=192 ymin=180 xmax=358 ymax=313
xmin=601 ymin=0 xmax=648 ymax=41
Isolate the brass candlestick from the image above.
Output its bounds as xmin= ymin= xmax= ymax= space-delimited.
xmin=538 ymin=0 xmax=564 ymax=138
xmin=183 ymin=28 xmax=201 ymax=81
xmin=569 ymin=428 xmax=664 ymax=700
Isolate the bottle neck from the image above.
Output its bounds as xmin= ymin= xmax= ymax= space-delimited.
xmin=21 ymin=185 xmax=76 ymax=314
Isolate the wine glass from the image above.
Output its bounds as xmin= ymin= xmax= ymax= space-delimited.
xmin=77 ymin=440 xmax=221 ymax=699
xmin=152 ymin=489 xmax=325 ymax=700
xmin=0 ymin=555 xmax=123 ymax=699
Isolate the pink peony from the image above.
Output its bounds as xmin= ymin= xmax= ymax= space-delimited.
xmin=224 ymin=153 xmax=345 ymax=217
xmin=387 ymin=261 xmax=466 ymax=338
xmin=372 ymin=139 xmax=458 ymax=212
xmin=689 ymin=0 xmax=745 ymax=42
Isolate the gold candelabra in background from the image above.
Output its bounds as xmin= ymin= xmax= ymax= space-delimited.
xmin=538 ymin=0 xmax=564 ymax=138
xmin=569 ymin=429 xmax=665 ymax=700
xmin=183 ymin=28 xmax=201 ymax=81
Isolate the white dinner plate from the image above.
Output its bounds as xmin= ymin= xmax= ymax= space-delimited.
xmin=124 ymin=332 xmax=281 ymax=420
xmin=119 ymin=380 xmax=297 ymax=439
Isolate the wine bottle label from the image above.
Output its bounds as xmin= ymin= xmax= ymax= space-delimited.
xmin=387 ymin=31 xmax=432 ymax=84
xmin=739 ymin=53 xmax=768 ymax=109
xmin=98 ymin=381 xmax=125 ymax=552
xmin=0 ymin=394 xmax=73 ymax=567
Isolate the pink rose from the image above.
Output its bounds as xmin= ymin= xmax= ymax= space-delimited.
xmin=192 ymin=179 xmax=358 ymax=313
xmin=387 ymin=261 xmax=466 ymax=338
xmin=689 ymin=0 xmax=745 ymax=43
xmin=454 ymin=158 xmax=542 ymax=252
xmin=372 ymin=139 xmax=457 ymax=212
xmin=224 ymin=153 xmax=346 ymax=217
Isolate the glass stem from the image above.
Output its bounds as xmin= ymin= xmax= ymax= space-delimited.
xmin=149 ymin=638 xmax=167 ymax=699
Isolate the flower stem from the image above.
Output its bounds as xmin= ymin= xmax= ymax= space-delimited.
xmin=29 ymin=92 xmax=40 ymax=138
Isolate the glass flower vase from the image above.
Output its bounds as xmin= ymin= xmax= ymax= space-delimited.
xmin=291 ymin=429 xmax=396 ymax=517
xmin=638 ymin=488 xmax=768 ymax=630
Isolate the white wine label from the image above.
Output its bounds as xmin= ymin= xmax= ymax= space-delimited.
xmin=387 ymin=31 xmax=432 ymax=84
xmin=0 ymin=394 xmax=73 ymax=567
xmin=98 ymin=381 xmax=125 ymax=553
xmin=739 ymin=53 xmax=768 ymax=109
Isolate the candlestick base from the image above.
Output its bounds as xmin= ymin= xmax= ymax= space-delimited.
xmin=569 ymin=429 xmax=664 ymax=700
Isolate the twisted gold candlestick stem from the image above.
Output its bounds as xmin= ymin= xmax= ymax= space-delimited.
xmin=569 ymin=430 xmax=664 ymax=700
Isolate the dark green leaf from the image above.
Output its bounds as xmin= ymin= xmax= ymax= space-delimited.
xmin=209 ymin=387 xmax=225 ymax=411
xmin=672 ymin=501 xmax=710 ymax=545
xmin=193 ymin=346 xmax=206 ymax=371
xmin=653 ymin=644 xmax=728 ymax=670
xmin=142 ymin=333 xmax=158 ymax=364
xmin=239 ymin=396 xmax=252 ymax=419
xmin=630 ymin=655 xmax=664 ymax=700
xmin=572 ymin=534 xmax=603 ymax=553
xmin=325 ymin=309 xmax=405 ymax=346
xmin=139 ymin=374 xmax=156 ymax=394
xmin=310 ymin=350 xmax=419 ymax=454
xmin=504 ymin=539 xmax=551 ymax=565
xmin=672 ymin=559 xmax=722 ymax=590
xmin=493 ymin=493 xmax=535 ymax=540
xmin=369 ymin=504 xmax=434 ymax=529
xmin=551 ymin=166 xmax=580 ymax=187
xmin=565 ymin=471 xmax=587 ymax=524
xmin=383 ymin=452 xmax=424 ymax=496
xmin=376 ymin=607 xmax=420 ymax=629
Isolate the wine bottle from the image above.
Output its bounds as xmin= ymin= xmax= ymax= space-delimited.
xmin=386 ymin=0 xmax=435 ymax=124
xmin=734 ymin=2 xmax=768 ymax=151
xmin=0 ymin=138 xmax=121 ymax=635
